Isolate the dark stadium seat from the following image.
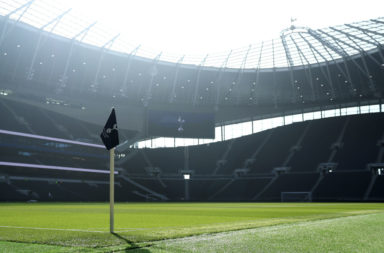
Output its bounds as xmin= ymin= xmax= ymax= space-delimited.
xmin=288 ymin=117 xmax=345 ymax=172
xmin=333 ymin=114 xmax=384 ymax=171
xmin=220 ymin=132 xmax=269 ymax=175
xmin=189 ymin=141 xmax=228 ymax=175
xmin=249 ymin=122 xmax=308 ymax=174
xmin=258 ymin=173 xmax=320 ymax=201
xmin=368 ymin=176 xmax=384 ymax=200
xmin=213 ymin=178 xmax=272 ymax=201
xmin=313 ymin=171 xmax=372 ymax=201
xmin=145 ymin=147 xmax=184 ymax=174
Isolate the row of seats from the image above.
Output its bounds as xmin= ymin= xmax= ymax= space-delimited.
xmin=1 ymin=170 xmax=383 ymax=201
xmin=126 ymin=113 xmax=384 ymax=175
xmin=1 ymin=101 xmax=384 ymax=201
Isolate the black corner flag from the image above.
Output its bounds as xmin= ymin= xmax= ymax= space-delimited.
xmin=101 ymin=108 xmax=119 ymax=233
xmin=100 ymin=108 xmax=119 ymax=150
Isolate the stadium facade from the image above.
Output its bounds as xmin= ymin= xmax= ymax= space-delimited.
xmin=0 ymin=1 xmax=384 ymax=202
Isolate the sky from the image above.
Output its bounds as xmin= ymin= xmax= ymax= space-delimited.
xmin=16 ymin=0 xmax=384 ymax=56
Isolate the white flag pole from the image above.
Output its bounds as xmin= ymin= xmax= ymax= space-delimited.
xmin=109 ymin=147 xmax=115 ymax=233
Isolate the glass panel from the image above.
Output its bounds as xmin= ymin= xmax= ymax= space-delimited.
xmin=313 ymin=111 xmax=321 ymax=119
xmin=151 ymin=138 xmax=162 ymax=148
xmin=147 ymin=139 xmax=152 ymax=148
xmin=284 ymin=115 xmax=293 ymax=125
xmin=175 ymin=138 xmax=185 ymax=147
xmin=199 ymin=139 xmax=213 ymax=145
xmin=214 ymin=127 xmax=222 ymax=142
xmin=369 ymin=104 xmax=380 ymax=113
xmin=303 ymin=112 xmax=314 ymax=121
xmin=224 ymin=124 xmax=233 ymax=140
xmin=256 ymin=119 xmax=268 ymax=131
xmin=253 ymin=119 xmax=263 ymax=133
xmin=323 ymin=109 xmax=338 ymax=118
xmin=139 ymin=139 xmax=151 ymax=148
xmin=263 ymin=118 xmax=273 ymax=130
xmin=163 ymin=137 xmax=175 ymax=148
xmin=241 ymin=121 xmax=253 ymax=136
xmin=137 ymin=141 xmax=144 ymax=149
xmin=232 ymin=123 xmax=243 ymax=139
xmin=184 ymin=138 xmax=198 ymax=146
xmin=270 ymin=117 xmax=284 ymax=128
xmin=292 ymin=113 xmax=303 ymax=123
xmin=360 ymin=105 xmax=370 ymax=114
xmin=346 ymin=106 xmax=359 ymax=115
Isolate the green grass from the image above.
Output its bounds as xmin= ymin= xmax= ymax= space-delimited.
xmin=145 ymin=211 xmax=384 ymax=253
xmin=0 ymin=202 xmax=383 ymax=252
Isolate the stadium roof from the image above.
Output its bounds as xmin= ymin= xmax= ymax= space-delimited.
xmin=1 ymin=0 xmax=384 ymax=69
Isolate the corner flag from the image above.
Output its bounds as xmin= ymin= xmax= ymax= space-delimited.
xmin=100 ymin=108 xmax=119 ymax=150
xmin=100 ymin=108 xmax=119 ymax=233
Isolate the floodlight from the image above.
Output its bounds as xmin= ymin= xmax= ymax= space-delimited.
xmin=183 ymin=174 xmax=190 ymax=180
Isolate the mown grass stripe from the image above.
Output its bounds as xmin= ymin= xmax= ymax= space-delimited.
xmin=0 ymin=202 xmax=383 ymax=250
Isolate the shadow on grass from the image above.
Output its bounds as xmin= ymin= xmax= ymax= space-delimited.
xmin=111 ymin=232 xmax=152 ymax=252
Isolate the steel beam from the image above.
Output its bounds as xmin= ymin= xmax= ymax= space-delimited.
xmin=330 ymin=27 xmax=378 ymax=47
xmin=27 ymin=9 xmax=72 ymax=80
xmin=319 ymin=30 xmax=370 ymax=79
xmin=300 ymin=32 xmax=328 ymax=100
xmin=318 ymin=29 xmax=360 ymax=53
xmin=299 ymin=33 xmax=328 ymax=62
xmin=89 ymin=34 xmax=120 ymax=93
xmin=0 ymin=0 xmax=34 ymax=48
xmin=345 ymin=24 xmax=384 ymax=38
xmin=300 ymin=32 xmax=331 ymax=81
xmin=120 ymin=45 xmax=141 ymax=98
xmin=330 ymin=27 xmax=381 ymax=65
xmin=315 ymin=36 xmax=354 ymax=97
xmin=271 ymin=39 xmax=279 ymax=106
xmin=282 ymin=37 xmax=296 ymax=103
xmin=290 ymin=35 xmax=310 ymax=65
xmin=101 ymin=33 xmax=120 ymax=49
xmin=343 ymin=35 xmax=376 ymax=91
xmin=281 ymin=34 xmax=294 ymax=66
xmin=40 ymin=8 xmax=71 ymax=31
xmin=214 ymin=50 xmax=232 ymax=108
xmin=192 ymin=54 xmax=208 ymax=106
xmin=290 ymin=35 xmax=315 ymax=100
xmin=169 ymin=55 xmax=185 ymax=103
xmin=143 ymin=52 xmax=162 ymax=107
xmin=344 ymin=24 xmax=384 ymax=63
xmin=308 ymin=29 xmax=348 ymax=58
xmin=253 ymin=42 xmax=264 ymax=105
xmin=72 ymin=22 xmax=97 ymax=41
xmin=57 ymin=21 xmax=97 ymax=92
xmin=299 ymin=32 xmax=334 ymax=86
xmin=371 ymin=19 xmax=384 ymax=25
xmin=231 ymin=45 xmax=252 ymax=105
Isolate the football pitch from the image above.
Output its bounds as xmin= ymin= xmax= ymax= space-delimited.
xmin=0 ymin=202 xmax=384 ymax=252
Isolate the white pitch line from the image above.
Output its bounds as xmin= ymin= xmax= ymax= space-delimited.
xmin=0 ymin=225 xmax=161 ymax=233
xmin=115 ymin=228 xmax=155 ymax=232
xmin=0 ymin=225 xmax=107 ymax=233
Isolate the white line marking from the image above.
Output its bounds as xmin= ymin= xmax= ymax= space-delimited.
xmin=0 ymin=225 xmax=106 ymax=233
